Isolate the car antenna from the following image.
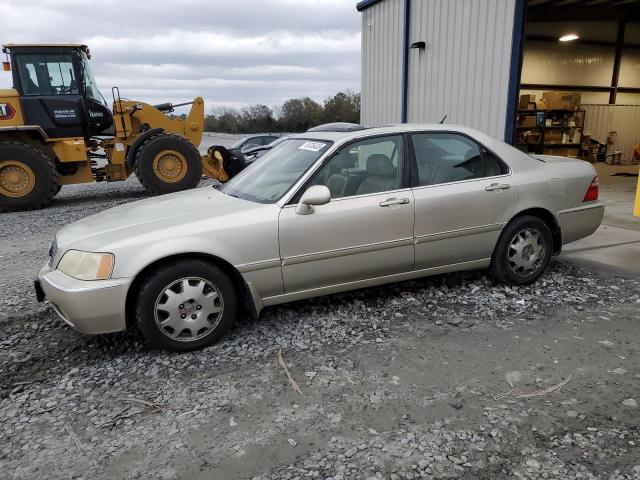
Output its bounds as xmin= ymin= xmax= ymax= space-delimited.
xmin=439 ymin=114 xmax=447 ymax=124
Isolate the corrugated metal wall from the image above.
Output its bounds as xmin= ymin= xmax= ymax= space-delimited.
xmin=360 ymin=0 xmax=405 ymax=126
xmin=406 ymin=0 xmax=516 ymax=139
xmin=360 ymin=0 xmax=517 ymax=140
xmin=583 ymin=104 xmax=640 ymax=163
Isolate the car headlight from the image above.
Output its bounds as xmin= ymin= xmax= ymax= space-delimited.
xmin=57 ymin=250 xmax=114 ymax=281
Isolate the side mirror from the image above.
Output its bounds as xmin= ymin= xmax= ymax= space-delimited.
xmin=296 ymin=185 xmax=331 ymax=215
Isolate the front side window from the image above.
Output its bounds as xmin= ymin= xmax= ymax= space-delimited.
xmin=220 ymin=138 xmax=332 ymax=203
xmin=15 ymin=54 xmax=78 ymax=96
xmin=411 ymin=133 xmax=506 ymax=186
xmin=308 ymin=135 xmax=404 ymax=199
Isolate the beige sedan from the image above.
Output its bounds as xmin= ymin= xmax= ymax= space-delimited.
xmin=36 ymin=124 xmax=604 ymax=351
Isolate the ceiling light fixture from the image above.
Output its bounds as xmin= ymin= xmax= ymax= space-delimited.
xmin=559 ymin=33 xmax=579 ymax=42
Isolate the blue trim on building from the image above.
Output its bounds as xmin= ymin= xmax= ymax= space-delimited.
xmin=401 ymin=0 xmax=410 ymax=122
xmin=356 ymin=0 xmax=383 ymax=11
xmin=504 ymin=0 xmax=526 ymax=143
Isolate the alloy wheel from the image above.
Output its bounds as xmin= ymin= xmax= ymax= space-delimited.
xmin=153 ymin=277 xmax=224 ymax=342
xmin=507 ymin=228 xmax=546 ymax=277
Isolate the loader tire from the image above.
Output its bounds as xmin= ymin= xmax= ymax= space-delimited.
xmin=0 ymin=141 xmax=59 ymax=212
xmin=135 ymin=133 xmax=202 ymax=195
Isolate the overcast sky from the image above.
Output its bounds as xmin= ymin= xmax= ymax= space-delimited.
xmin=0 ymin=0 xmax=361 ymax=113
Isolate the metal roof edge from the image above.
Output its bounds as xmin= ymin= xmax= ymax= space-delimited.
xmin=2 ymin=43 xmax=88 ymax=49
xmin=356 ymin=0 xmax=384 ymax=12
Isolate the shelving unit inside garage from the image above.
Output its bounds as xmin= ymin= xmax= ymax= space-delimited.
xmin=515 ymin=108 xmax=588 ymax=159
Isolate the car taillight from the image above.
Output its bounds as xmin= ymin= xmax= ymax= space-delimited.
xmin=583 ymin=177 xmax=599 ymax=202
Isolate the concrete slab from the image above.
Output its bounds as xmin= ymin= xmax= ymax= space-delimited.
xmin=560 ymin=164 xmax=639 ymax=276
xmin=596 ymin=163 xmax=639 ymax=231
xmin=561 ymin=225 xmax=640 ymax=276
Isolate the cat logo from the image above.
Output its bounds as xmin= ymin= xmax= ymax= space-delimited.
xmin=0 ymin=103 xmax=16 ymax=120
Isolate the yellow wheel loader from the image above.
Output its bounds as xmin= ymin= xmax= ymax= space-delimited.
xmin=0 ymin=44 xmax=237 ymax=212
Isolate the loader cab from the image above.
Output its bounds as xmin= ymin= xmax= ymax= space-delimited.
xmin=4 ymin=44 xmax=113 ymax=138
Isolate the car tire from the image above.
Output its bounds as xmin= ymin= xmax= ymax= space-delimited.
xmin=134 ymin=133 xmax=202 ymax=195
xmin=489 ymin=215 xmax=553 ymax=285
xmin=0 ymin=141 xmax=59 ymax=212
xmin=135 ymin=259 xmax=237 ymax=352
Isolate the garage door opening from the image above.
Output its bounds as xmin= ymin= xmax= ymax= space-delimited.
xmin=513 ymin=0 xmax=640 ymax=224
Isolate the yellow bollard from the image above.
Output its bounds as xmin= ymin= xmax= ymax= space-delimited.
xmin=635 ymin=167 xmax=640 ymax=217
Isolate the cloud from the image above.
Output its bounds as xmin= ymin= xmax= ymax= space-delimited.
xmin=0 ymin=0 xmax=361 ymax=109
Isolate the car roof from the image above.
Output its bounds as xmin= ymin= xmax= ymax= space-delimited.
xmin=290 ymin=124 xmax=497 ymax=144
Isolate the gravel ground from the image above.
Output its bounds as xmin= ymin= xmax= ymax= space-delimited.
xmin=1 ymin=179 xmax=639 ymax=479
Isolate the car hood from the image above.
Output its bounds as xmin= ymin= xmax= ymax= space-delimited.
xmin=55 ymin=187 xmax=261 ymax=252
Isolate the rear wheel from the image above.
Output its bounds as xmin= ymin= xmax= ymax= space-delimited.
xmin=489 ymin=215 xmax=553 ymax=285
xmin=0 ymin=141 xmax=59 ymax=212
xmin=134 ymin=133 xmax=202 ymax=195
xmin=135 ymin=259 xmax=237 ymax=351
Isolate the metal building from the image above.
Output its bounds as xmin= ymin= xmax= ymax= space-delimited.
xmin=358 ymin=0 xmax=521 ymax=140
xmin=358 ymin=0 xmax=640 ymax=215
xmin=357 ymin=0 xmax=640 ymax=146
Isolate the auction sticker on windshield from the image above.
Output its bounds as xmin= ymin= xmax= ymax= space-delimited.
xmin=298 ymin=141 xmax=327 ymax=152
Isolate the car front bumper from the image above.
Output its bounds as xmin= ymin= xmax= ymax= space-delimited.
xmin=36 ymin=264 xmax=131 ymax=334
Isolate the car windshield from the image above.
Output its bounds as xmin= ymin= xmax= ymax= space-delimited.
xmin=247 ymin=136 xmax=287 ymax=153
xmin=267 ymin=136 xmax=287 ymax=147
xmin=230 ymin=137 xmax=251 ymax=149
xmin=220 ymin=139 xmax=332 ymax=204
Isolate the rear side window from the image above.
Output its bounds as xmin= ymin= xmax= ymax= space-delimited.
xmin=411 ymin=133 xmax=507 ymax=186
xmin=483 ymin=150 xmax=509 ymax=177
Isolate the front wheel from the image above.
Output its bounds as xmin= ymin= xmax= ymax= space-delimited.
xmin=134 ymin=133 xmax=203 ymax=195
xmin=489 ymin=215 xmax=553 ymax=285
xmin=135 ymin=260 xmax=237 ymax=351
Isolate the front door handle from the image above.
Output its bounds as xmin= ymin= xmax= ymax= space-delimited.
xmin=379 ymin=197 xmax=410 ymax=207
xmin=485 ymin=183 xmax=511 ymax=192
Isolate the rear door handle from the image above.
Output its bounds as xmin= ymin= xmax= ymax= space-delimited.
xmin=379 ymin=197 xmax=410 ymax=207
xmin=485 ymin=183 xmax=511 ymax=191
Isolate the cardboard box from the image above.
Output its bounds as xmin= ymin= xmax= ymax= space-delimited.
xmin=541 ymin=92 xmax=558 ymax=109
xmin=527 ymin=132 xmax=541 ymax=144
xmin=519 ymin=94 xmax=536 ymax=110
xmin=544 ymin=131 xmax=563 ymax=144
xmin=565 ymin=93 xmax=581 ymax=109
xmin=543 ymin=147 xmax=579 ymax=158
xmin=536 ymin=99 xmax=547 ymax=110
xmin=518 ymin=115 xmax=537 ymax=128
xmin=542 ymin=91 xmax=581 ymax=110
